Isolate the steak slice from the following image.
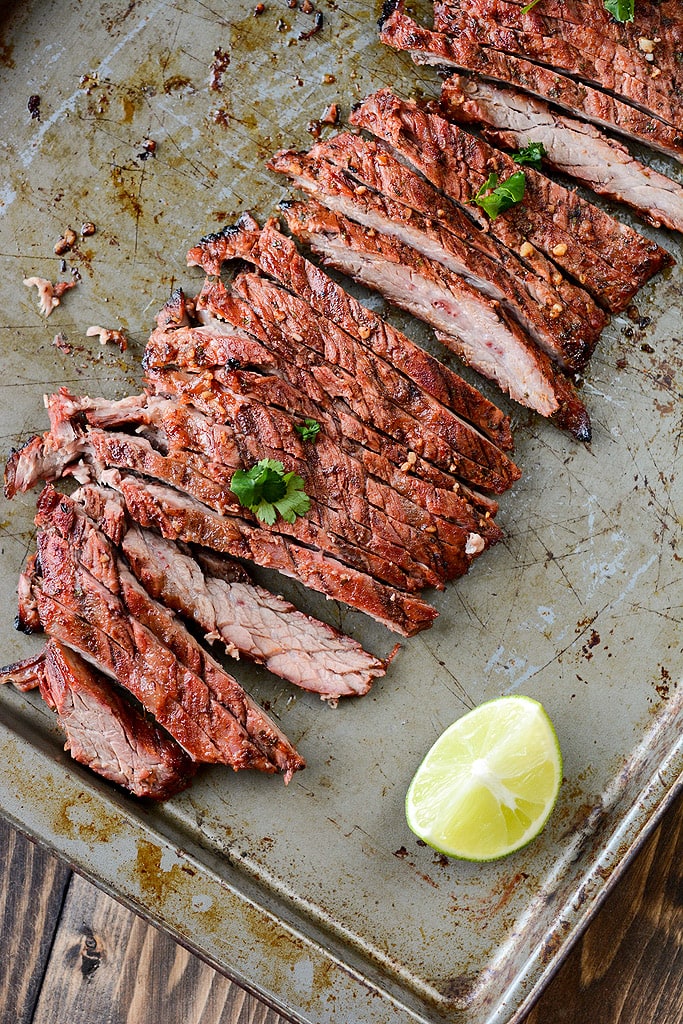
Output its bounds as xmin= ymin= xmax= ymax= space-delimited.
xmin=349 ymin=89 xmax=673 ymax=311
xmin=378 ymin=5 xmax=683 ymax=164
xmin=39 ymin=641 xmax=197 ymax=799
xmin=441 ymin=77 xmax=683 ymax=234
xmin=305 ymin=130 xmax=607 ymax=350
xmin=281 ymin=199 xmax=592 ymax=441
xmin=433 ymin=0 xmax=683 ymax=129
xmin=186 ymin=214 xmax=514 ymax=451
xmin=33 ymin=486 xmax=305 ymax=779
xmin=268 ymin=145 xmax=600 ymax=371
xmin=115 ymin=522 xmax=390 ymax=701
xmin=96 ymin=467 xmax=438 ymax=637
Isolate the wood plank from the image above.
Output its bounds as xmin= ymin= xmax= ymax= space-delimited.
xmin=31 ymin=872 xmax=287 ymax=1024
xmin=0 ymin=818 xmax=71 ymax=1024
xmin=527 ymin=791 xmax=683 ymax=1022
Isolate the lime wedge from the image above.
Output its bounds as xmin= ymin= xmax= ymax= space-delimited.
xmin=405 ymin=695 xmax=562 ymax=861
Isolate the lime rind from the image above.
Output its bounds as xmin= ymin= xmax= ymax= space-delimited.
xmin=405 ymin=695 xmax=563 ymax=862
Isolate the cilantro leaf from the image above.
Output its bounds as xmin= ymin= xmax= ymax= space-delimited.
xmin=472 ymin=170 xmax=526 ymax=220
xmin=513 ymin=141 xmax=546 ymax=170
xmin=230 ymin=459 xmax=310 ymax=525
xmin=603 ymin=0 xmax=634 ymax=22
xmin=295 ymin=418 xmax=321 ymax=443
xmin=520 ymin=0 xmax=542 ymax=11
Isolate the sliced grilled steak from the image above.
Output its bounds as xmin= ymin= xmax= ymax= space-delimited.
xmin=268 ymin=145 xmax=601 ymax=370
xmin=281 ymin=199 xmax=592 ymax=441
xmin=33 ymin=486 xmax=305 ymax=779
xmin=441 ymin=77 xmax=683 ymax=234
xmin=117 ymin=523 xmax=389 ymax=701
xmin=20 ymin=422 xmax=446 ymax=593
xmin=378 ymin=5 xmax=683 ymax=164
xmin=304 ymin=130 xmax=607 ymax=350
xmin=349 ymin=90 xmax=673 ymax=312
xmin=5 ymin=429 xmax=86 ymax=499
xmin=52 ymin=387 xmax=502 ymax=540
xmin=146 ymin=279 xmax=519 ymax=495
xmin=96 ymin=467 xmax=438 ymax=636
xmin=433 ymin=0 xmax=683 ymax=129
xmin=491 ymin=0 xmax=683 ymax=50
xmin=36 ymin=640 xmax=197 ymax=799
xmin=186 ymin=214 xmax=514 ymax=450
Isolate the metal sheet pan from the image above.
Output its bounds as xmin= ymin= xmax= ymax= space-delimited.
xmin=1 ymin=2 xmax=681 ymax=1022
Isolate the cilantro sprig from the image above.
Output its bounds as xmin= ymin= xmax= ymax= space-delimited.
xmin=520 ymin=0 xmax=634 ymax=21
xmin=230 ymin=459 xmax=310 ymax=525
xmin=513 ymin=141 xmax=546 ymax=170
xmin=295 ymin=418 xmax=321 ymax=443
xmin=603 ymin=0 xmax=635 ymax=22
xmin=471 ymin=170 xmax=526 ymax=220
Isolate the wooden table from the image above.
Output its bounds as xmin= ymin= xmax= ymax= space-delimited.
xmin=2 ymin=792 xmax=683 ymax=1024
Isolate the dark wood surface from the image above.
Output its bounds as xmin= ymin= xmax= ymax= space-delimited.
xmin=2 ymin=794 xmax=683 ymax=1024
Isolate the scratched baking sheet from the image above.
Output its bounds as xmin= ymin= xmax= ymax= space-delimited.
xmin=0 ymin=2 xmax=681 ymax=1022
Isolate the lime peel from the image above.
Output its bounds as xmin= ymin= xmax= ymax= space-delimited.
xmin=405 ymin=695 xmax=562 ymax=862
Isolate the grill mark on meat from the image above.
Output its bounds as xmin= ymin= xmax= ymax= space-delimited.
xmin=433 ymin=0 xmax=683 ymax=129
xmin=304 ymin=131 xmax=607 ymax=349
xmin=143 ymin=322 xmax=494 ymax=572
xmin=17 ymin=421 xmax=445 ymax=593
xmin=116 ymin=523 xmax=388 ymax=701
xmin=57 ymin=388 xmax=501 ymax=538
xmin=349 ymin=90 xmax=672 ymax=312
xmin=89 ymin=427 xmax=452 ymax=592
xmin=441 ymin=77 xmax=683 ymax=234
xmin=378 ymin=6 xmax=683 ymax=164
xmin=268 ymin=145 xmax=601 ymax=371
xmin=224 ymin=271 xmax=519 ymax=485
xmin=33 ymin=486 xmax=304 ymax=778
xmin=95 ymin=467 xmax=438 ymax=637
xmin=281 ymin=198 xmax=592 ymax=441
xmin=69 ymin=481 xmax=391 ymax=701
xmin=186 ymin=214 xmax=514 ymax=450
xmin=35 ymin=640 xmax=197 ymax=799
xmin=146 ymin=279 xmax=518 ymax=494
xmin=495 ymin=0 xmax=683 ymax=52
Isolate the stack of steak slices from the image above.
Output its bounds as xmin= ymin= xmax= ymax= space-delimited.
xmin=378 ymin=2 xmax=683 ymax=227
xmin=3 ymin=215 xmax=520 ymax=797
xmin=267 ymin=88 xmax=671 ymax=439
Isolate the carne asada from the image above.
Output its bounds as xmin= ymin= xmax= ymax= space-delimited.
xmin=186 ymin=213 xmax=515 ymax=450
xmin=301 ymin=130 xmax=608 ymax=348
xmin=268 ymin=146 xmax=604 ymax=369
xmin=433 ymin=0 xmax=683 ymax=129
xmin=378 ymin=4 xmax=683 ymax=164
xmin=32 ymin=485 xmax=305 ymax=779
xmin=94 ymin=466 xmax=439 ymax=637
xmin=281 ymin=198 xmax=592 ymax=440
xmin=349 ymin=90 xmax=672 ymax=312
xmin=440 ymin=76 xmax=683 ymax=233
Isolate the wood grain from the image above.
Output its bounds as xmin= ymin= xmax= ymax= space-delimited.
xmin=2 ymin=793 xmax=683 ymax=1023
xmin=0 ymin=817 xmax=71 ymax=1024
xmin=30 ymin=872 xmax=286 ymax=1024
xmin=527 ymin=791 xmax=683 ymax=1023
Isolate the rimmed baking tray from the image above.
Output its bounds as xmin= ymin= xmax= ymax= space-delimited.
xmin=1 ymin=2 xmax=681 ymax=1021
